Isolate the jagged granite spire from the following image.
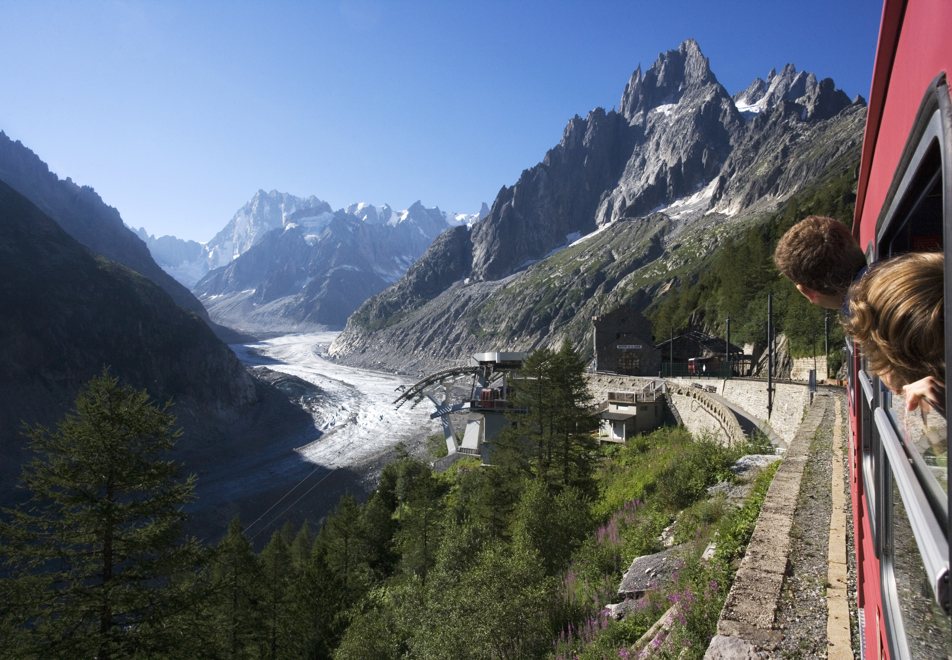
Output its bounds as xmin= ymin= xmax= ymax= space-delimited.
xmin=619 ymin=39 xmax=717 ymax=121
xmin=734 ymin=63 xmax=853 ymax=120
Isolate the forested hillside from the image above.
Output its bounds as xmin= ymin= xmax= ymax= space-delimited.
xmin=0 ymin=351 xmax=778 ymax=659
xmin=647 ymin=159 xmax=859 ymax=372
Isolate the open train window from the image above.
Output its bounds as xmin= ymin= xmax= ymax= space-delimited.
xmin=869 ymin=73 xmax=952 ymax=658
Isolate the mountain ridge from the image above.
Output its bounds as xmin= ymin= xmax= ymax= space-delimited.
xmin=328 ymin=40 xmax=865 ymax=373
xmin=0 ymin=131 xmax=212 ymax=323
xmin=186 ymin=195 xmax=487 ymax=335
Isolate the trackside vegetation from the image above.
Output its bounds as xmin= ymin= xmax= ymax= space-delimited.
xmin=0 ymin=357 xmax=779 ymax=659
xmin=648 ymin=162 xmax=859 ymax=372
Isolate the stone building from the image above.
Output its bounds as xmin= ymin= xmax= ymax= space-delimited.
xmin=592 ymin=307 xmax=661 ymax=376
xmin=597 ymin=390 xmax=664 ymax=442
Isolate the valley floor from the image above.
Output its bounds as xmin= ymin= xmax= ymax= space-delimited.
xmin=232 ymin=332 xmax=441 ymax=471
xmin=195 ymin=333 xmax=441 ymax=540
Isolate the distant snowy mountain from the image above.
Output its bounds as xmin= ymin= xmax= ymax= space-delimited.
xmin=136 ymin=190 xmax=332 ymax=288
xmin=138 ymin=192 xmax=487 ymax=289
xmin=732 ymin=63 xmax=852 ymax=121
xmin=190 ymin=198 xmax=488 ymax=334
xmin=206 ymin=191 xmax=333 ymax=270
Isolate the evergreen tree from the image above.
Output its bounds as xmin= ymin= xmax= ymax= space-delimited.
xmin=289 ymin=519 xmax=314 ymax=572
xmin=501 ymin=343 xmax=597 ymax=492
xmin=284 ymin=542 xmax=344 ymax=659
xmin=317 ymin=493 xmax=369 ymax=608
xmin=0 ymin=371 xmax=205 ymax=660
xmin=258 ymin=531 xmax=294 ymax=660
xmin=395 ymin=468 xmax=444 ymax=586
xmin=360 ymin=491 xmax=399 ymax=582
xmin=210 ymin=517 xmax=262 ymax=660
xmin=551 ymin=340 xmax=598 ymax=493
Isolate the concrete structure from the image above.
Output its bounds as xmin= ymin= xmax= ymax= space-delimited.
xmin=597 ymin=389 xmax=664 ymax=442
xmin=397 ymin=352 xmax=527 ymax=471
xmin=459 ymin=352 xmax=527 ymax=463
xmin=585 ymin=373 xmax=811 ymax=450
xmin=592 ymin=307 xmax=661 ymax=376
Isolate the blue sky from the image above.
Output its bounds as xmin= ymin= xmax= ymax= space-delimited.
xmin=0 ymin=1 xmax=882 ymax=243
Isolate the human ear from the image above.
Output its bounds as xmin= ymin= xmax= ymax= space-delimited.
xmin=796 ymin=284 xmax=821 ymax=304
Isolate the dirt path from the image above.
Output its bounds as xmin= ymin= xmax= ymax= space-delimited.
xmin=774 ymin=390 xmax=853 ymax=658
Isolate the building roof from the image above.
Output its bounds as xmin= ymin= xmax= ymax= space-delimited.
xmin=654 ymin=328 xmax=743 ymax=356
xmin=600 ymin=411 xmax=637 ymax=421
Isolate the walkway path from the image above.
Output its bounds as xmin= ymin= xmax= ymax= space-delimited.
xmin=706 ymin=390 xmax=855 ymax=659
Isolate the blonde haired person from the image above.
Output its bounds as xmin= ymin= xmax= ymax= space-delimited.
xmin=842 ymin=251 xmax=946 ymax=415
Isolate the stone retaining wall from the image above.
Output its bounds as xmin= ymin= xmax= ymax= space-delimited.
xmin=790 ymin=356 xmax=828 ymax=382
xmin=721 ymin=381 xmax=809 ymax=447
xmin=667 ymin=386 xmax=746 ymax=445
xmin=587 ymin=374 xmax=810 ymax=447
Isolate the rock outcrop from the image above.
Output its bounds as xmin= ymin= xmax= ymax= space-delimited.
xmin=329 ymin=41 xmax=865 ymax=373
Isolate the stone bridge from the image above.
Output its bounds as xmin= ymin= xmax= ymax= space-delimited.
xmin=586 ymin=374 xmax=814 ymax=450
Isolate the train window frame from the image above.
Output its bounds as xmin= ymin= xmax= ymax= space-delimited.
xmin=866 ymin=72 xmax=952 ymax=657
xmin=859 ymin=368 xmax=881 ymax=550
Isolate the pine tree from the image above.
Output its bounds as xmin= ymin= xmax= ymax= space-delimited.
xmin=395 ymin=467 xmax=444 ymax=586
xmin=210 ymin=517 xmax=262 ymax=660
xmin=0 ymin=371 xmax=205 ymax=660
xmin=551 ymin=340 xmax=598 ymax=494
xmin=501 ymin=343 xmax=597 ymax=493
xmin=317 ymin=493 xmax=369 ymax=608
xmin=259 ymin=530 xmax=294 ymax=660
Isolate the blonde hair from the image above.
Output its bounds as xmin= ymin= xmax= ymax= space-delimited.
xmin=842 ymin=251 xmax=945 ymax=388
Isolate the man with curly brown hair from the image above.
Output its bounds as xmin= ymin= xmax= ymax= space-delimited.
xmin=773 ymin=215 xmax=868 ymax=310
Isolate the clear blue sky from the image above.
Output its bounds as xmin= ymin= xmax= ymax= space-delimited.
xmin=0 ymin=1 xmax=882 ymax=243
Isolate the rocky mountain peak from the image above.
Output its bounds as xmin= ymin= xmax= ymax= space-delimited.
xmin=619 ymin=39 xmax=717 ymax=121
xmin=204 ymin=190 xmax=331 ymax=270
xmin=345 ymin=202 xmax=396 ymax=225
xmin=734 ymin=63 xmax=852 ymax=120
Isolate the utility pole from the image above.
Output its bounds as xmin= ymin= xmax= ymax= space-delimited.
xmin=670 ymin=327 xmax=674 ymax=376
xmin=824 ymin=311 xmax=830 ymax=381
xmin=767 ymin=294 xmax=774 ymax=418
xmin=592 ymin=317 xmax=598 ymax=373
xmin=726 ymin=315 xmax=732 ymax=378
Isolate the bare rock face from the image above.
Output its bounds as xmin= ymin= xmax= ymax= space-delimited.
xmin=470 ymin=106 xmax=630 ymax=281
xmin=597 ymin=41 xmax=744 ymax=227
xmin=330 ymin=40 xmax=866 ymax=372
xmin=346 ymin=224 xmax=475 ymax=333
xmin=469 ymin=40 xmax=742 ymax=283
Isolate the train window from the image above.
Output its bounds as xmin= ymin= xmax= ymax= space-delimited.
xmin=868 ymin=74 xmax=952 ymax=656
xmin=888 ymin=470 xmax=952 ymax=657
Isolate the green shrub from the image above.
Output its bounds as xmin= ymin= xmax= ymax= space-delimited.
xmin=673 ymin=494 xmax=728 ymax=545
xmin=714 ymin=460 xmax=780 ymax=564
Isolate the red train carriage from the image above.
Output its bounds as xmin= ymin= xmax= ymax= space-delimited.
xmin=850 ymin=0 xmax=952 ymax=657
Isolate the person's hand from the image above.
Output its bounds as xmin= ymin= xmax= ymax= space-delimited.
xmin=902 ymin=377 xmax=946 ymax=415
